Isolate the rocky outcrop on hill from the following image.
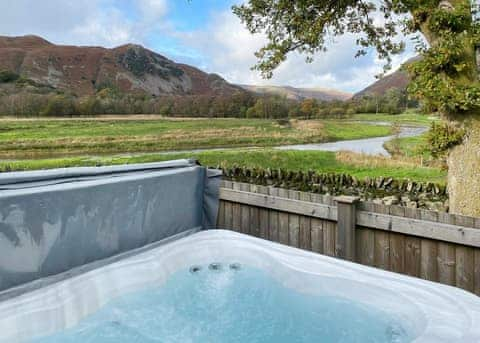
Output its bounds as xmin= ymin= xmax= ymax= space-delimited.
xmin=0 ymin=35 xmax=242 ymax=97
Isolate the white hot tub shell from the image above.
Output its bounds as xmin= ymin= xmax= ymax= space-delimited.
xmin=0 ymin=230 xmax=479 ymax=342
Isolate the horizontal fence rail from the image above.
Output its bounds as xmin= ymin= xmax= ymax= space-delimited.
xmin=220 ymin=188 xmax=337 ymax=221
xmin=217 ymin=181 xmax=480 ymax=296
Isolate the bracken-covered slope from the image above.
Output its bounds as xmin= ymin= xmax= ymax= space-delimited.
xmin=239 ymin=84 xmax=352 ymax=101
xmin=354 ymin=57 xmax=420 ymax=98
xmin=354 ymin=70 xmax=410 ymax=98
xmin=0 ymin=35 xmax=243 ymax=97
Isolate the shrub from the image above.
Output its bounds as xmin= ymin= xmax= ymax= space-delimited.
xmin=0 ymin=70 xmax=19 ymax=83
xmin=96 ymin=87 xmax=120 ymax=99
xmin=40 ymin=95 xmax=76 ymax=116
xmin=76 ymin=97 xmax=104 ymax=115
xmin=345 ymin=107 xmax=357 ymax=116
xmin=329 ymin=107 xmax=346 ymax=117
xmin=426 ymin=122 xmax=465 ymax=158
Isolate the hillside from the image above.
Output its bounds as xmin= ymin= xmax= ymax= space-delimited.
xmin=354 ymin=70 xmax=410 ymax=98
xmin=354 ymin=57 xmax=420 ymax=98
xmin=0 ymin=35 xmax=242 ymax=97
xmin=239 ymin=84 xmax=352 ymax=101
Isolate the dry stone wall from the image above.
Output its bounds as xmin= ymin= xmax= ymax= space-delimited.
xmin=221 ymin=166 xmax=449 ymax=212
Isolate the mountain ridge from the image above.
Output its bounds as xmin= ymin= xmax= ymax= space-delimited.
xmin=0 ymin=35 xmax=243 ymax=97
xmin=239 ymin=84 xmax=352 ymax=101
xmin=354 ymin=57 xmax=420 ymax=98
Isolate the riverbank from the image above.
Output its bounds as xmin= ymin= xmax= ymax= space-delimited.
xmin=276 ymin=126 xmax=427 ymax=156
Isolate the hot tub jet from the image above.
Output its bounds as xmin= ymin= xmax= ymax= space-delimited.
xmin=189 ymin=266 xmax=202 ymax=274
xmin=229 ymin=263 xmax=241 ymax=271
xmin=208 ymin=263 xmax=222 ymax=271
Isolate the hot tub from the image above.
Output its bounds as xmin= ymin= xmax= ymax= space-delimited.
xmin=1 ymin=230 xmax=479 ymax=342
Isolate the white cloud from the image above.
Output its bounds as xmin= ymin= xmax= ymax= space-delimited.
xmin=0 ymin=0 xmax=416 ymax=93
xmin=0 ymin=0 xmax=97 ymax=38
xmin=70 ymin=7 xmax=136 ymax=47
xmin=0 ymin=0 xmax=168 ymax=48
xmin=176 ymin=9 xmax=416 ymax=93
xmin=175 ymin=11 xmax=265 ymax=80
xmin=138 ymin=0 xmax=168 ymax=21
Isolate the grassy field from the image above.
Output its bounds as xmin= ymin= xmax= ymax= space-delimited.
xmin=0 ymin=149 xmax=447 ymax=183
xmin=0 ymin=113 xmax=444 ymax=183
xmin=353 ymin=112 xmax=438 ymax=126
xmin=384 ymin=134 xmax=429 ymax=158
xmin=0 ymin=116 xmax=393 ymax=159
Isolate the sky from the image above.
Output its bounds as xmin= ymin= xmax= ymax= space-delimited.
xmin=0 ymin=0 xmax=417 ymax=93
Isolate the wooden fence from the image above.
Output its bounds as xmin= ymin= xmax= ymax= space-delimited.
xmin=217 ymin=181 xmax=480 ymax=296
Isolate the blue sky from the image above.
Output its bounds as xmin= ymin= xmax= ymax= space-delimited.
xmin=143 ymin=0 xmax=238 ymax=63
xmin=0 ymin=0 xmax=415 ymax=93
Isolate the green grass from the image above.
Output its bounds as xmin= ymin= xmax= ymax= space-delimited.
xmin=384 ymin=134 xmax=431 ymax=159
xmin=351 ymin=113 xmax=438 ymax=126
xmin=0 ymin=117 xmax=392 ymax=159
xmin=0 ymin=149 xmax=446 ymax=183
xmin=0 ymin=113 xmax=444 ymax=183
xmin=323 ymin=121 xmax=391 ymax=140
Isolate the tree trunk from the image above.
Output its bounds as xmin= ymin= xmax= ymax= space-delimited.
xmin=445 ymin=1 xmax=480 ymax=216
xmin=447 ymin=118 xmax=480 ymax=216
xmin=477 ymin=46 xmax=480 ymax=73
xmin=417 ymin=0 xmax=480 ymax=216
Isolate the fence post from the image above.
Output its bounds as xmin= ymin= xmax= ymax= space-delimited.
xmin=334 ymin=196 xmax=360 ymax=261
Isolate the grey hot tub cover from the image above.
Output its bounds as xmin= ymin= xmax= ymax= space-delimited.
xmin=0 ymin=159 xmax=221 ymax=292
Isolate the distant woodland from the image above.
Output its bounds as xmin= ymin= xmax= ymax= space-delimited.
xmin=0 ymin=72 xmax=416 ymax=118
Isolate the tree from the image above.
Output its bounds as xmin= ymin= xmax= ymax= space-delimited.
xmin=41 ymin=95 xmax=76 ymax=116
xmin=246 ymin=96 xmax=291 ymax=118
xmin=234 ymin=0 xmax=480 ymax=216
xmin=383 ymin=88 xmax=406 ymax=114
xmin=300 ymin=98 xmax=318 ymax=118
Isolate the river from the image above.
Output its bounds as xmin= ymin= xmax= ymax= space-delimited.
xmin=274 ymin=126 xmax=427 ymax=156
xmin=122 ymin=124 xmax=427 ymax=158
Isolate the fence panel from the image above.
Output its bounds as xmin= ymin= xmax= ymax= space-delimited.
xmin=217 ymin=181 xmax=480 ymax=296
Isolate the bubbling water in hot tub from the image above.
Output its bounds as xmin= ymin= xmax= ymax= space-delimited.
xmin=33 ymin=263 xmax=411 ymax=343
